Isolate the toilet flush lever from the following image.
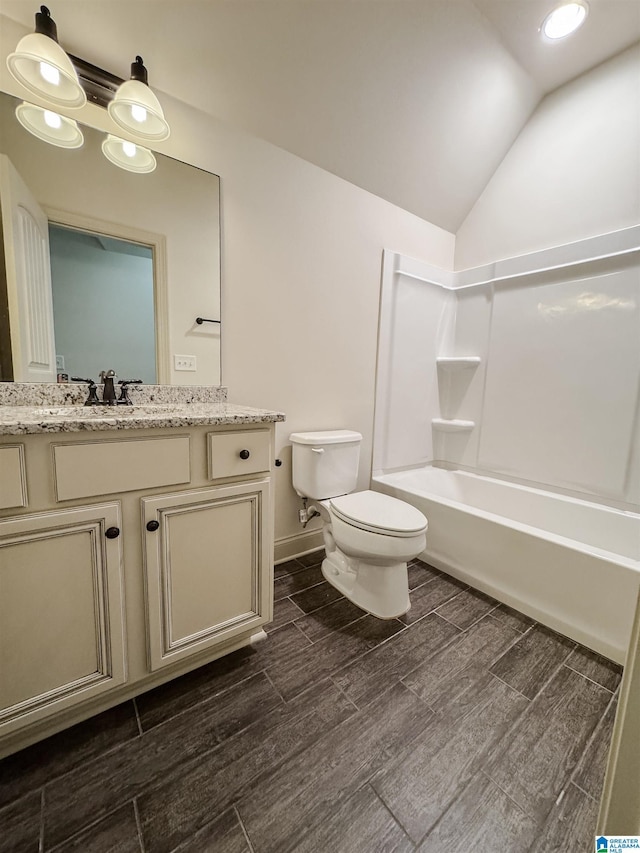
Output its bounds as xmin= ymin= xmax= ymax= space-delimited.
xmin=311 ymin=447 xmax=324 ymax=454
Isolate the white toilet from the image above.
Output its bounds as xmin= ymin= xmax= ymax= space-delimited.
xmin=290 ymin=430 xmax=428 ymax=619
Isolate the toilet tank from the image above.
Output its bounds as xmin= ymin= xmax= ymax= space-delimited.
xmin=290 ymin=430 xmax=362 ymax=500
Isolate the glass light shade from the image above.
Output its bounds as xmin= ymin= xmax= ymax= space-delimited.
xmin=542 ymin=3 xmax=588 ymax=39
xmin=15 ymin=101 xmax=83 ymax=148
xmin=101 ymin=134 xmax=157 ymax=173
xmin=108 ymin=79 xmax=170 ymax=141
xmin=7 ymin=32 xmax=86 ymax=108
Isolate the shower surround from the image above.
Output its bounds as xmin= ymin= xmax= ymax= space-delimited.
xmin=373 ymin=226 xmax=640 ymax=662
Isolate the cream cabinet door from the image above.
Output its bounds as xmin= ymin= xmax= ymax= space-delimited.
xmin=0 ymin=503 xmax=127 ymax=736
xmin=142 ymin=480 xmax=271 ymax=671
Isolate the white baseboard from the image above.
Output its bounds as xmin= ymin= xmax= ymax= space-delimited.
xmin=274 ymin=529 xmax=324 ymax=564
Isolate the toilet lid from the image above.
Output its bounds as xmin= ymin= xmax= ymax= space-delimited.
xmin=330 ymin=490 xmax=428 ymax=537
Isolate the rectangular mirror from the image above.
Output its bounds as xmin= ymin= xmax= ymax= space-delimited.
xmin=0 ymin=89 xmax=221 ymax=386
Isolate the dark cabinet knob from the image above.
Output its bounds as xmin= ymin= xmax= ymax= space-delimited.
xmin=275 ymin=458 xmax=282 ymax=467
xmin=239 ymin=449 xmax=251 ymax=460
xmin=146 ymin=520 xmax=160 ymax=532
xmin=105 ymin=527 xmax=120 ymax=539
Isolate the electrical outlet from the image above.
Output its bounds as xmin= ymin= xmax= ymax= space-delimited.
xmin=174 ymin=354 xmax=197 ymax=372
xmin=56 ymin=355 xmax=65 ymax=370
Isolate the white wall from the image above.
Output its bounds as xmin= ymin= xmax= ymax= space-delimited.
xmin=455 ymin=44 xmax=640 ymax=270
xmin=202 ymin=109 xmax=454 ymax=550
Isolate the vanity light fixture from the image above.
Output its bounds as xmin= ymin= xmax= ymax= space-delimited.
xmin=101 ymin=134 xmax=157 ymax=174
xmin=541 ymin=2 xmax=588 ymax=39
xmin=15 ymin=101 xmax=84 ymax=148
xmin=108 ymin=56 xmax=170 ymax=142
xmin=7 ymin=7 xmax=168 ymax=171
xmin=6 ymin=6 xmax=86 ymax=109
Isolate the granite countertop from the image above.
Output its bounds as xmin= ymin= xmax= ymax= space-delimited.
xmin=0 ymin=384 xmax=285 ymax=435
xmin=0 ymin=402 xmax=286 ymax=436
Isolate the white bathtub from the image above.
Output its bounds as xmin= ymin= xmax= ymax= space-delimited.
xmin=373 ymin=466 xmax=640 ymax=663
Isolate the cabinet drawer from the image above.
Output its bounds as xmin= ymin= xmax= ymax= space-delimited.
xmin=0 ymin=446 xmax=27 ymax=509
xmin=208 ymin=430 xmax=271 ymax=480
xmin=54 ymin=436 xmax=191 ymax=501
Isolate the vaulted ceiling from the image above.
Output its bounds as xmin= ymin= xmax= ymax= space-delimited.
xmin=1 ymin=0 xmax=638 ymax=232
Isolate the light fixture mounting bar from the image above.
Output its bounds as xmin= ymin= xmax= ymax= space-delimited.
xmin=68 ymin=54 xmax=123 ymax=108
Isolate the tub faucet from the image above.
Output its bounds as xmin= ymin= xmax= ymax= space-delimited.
xmin=100 ymin=369 xmax=117 ymax=405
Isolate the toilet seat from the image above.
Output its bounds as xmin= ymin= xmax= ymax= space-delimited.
xmin=329 ymin=490 xmax=428 ymax=538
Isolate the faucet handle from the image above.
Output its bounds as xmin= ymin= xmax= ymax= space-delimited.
xmin=71 ymin=377 xmax=100 ymax=406
xmin=116 ymin=379 xmax=142 ymax=405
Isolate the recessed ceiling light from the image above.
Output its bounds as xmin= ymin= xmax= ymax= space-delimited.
xmin=542 ymin=2 xmax=588 ymax=39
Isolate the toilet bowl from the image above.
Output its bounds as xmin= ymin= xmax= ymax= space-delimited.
xmin=318 ymin=490 xmax=427 ymax=618
xmin=289 ymin=430 xmax=428 ymax=619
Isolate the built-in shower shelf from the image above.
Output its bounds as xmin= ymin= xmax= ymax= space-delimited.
xmin=436 ymin=357 xmax=481 ymax=370
xmin=431 ymin=418 xmax=475 ymax=432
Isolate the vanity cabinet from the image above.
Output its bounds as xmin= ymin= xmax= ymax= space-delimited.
xmin=0 ymin=502 xmax=127 ymax=738
xmin=142 ymin=479 xmax=270 ymax=671
xmin=0 ymin=420 xmax=277 ymax=757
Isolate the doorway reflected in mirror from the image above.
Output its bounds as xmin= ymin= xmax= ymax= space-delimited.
xmin=49 ymin=224 xmax=156 ymax=383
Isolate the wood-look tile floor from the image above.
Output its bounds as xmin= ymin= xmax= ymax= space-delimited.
xmin=0 ymin=553 xmax=622 ymax=852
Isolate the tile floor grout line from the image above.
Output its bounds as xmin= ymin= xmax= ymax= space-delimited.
xmin=133 ymin=697 xmax=144 ymax=737
xmin=289 ymin=617 xmax=317 ymax=645
xmin=366 ymin=782 xmax=418 ymax=850
xmin=48 ymin=681 xmax=311 ymax=848
xmin=335 ymin=611 xmax=466 ymax=694
xmin=134 ymin=668 xmax=272 ymax=734
xmin=478 ymin=661 xmax=604 ymax=831
xmin=38 ymin=787 xmax=45 ymax=853
xmin=570 ymin=778 xmax=600 ymax=803
xmin=505 ymin=645 xmax=580 ymax=704
xmin=46 ymin=696 xmax=329 ymax=853
xmin=0 ymin=722 xmax=142 ymax=817
xmin=563 ymin=662 xmax=618 ymax=694
xmin=295 ymin=612 xmax=364 ymax=644
xmin=329 ymin=674 xmax=381 ymax=713
xmin=274 ymin=578 xmax=327 ymax=602
xmin=285 ymin=595 xmax=307 ymax=616
xmin=46 ymin=799 xmax=140 ymax=853
xmin=262 ymin=669 xmax=287 ymax=704
xmin=273 ymin=558 xmax=308 ymax=575
xmin=398 ymin=676 xmax=439 ymax=716
xmin=487 ymin=610 xmax=534 ymax=634
xmin=234 ymin=804 xmax=257 ymax=853
xmin=478 ymin=767 xmax=539 ymax=822
xmin=414 ymin=768 xmax=493 ymax=848
xmin=568 ymin=686 xmax=618 ymax=793
xmin=393 ymin=611 xmax=512 ymax=697
xmin=488 ymin=669 xmax=534 ymax=702
xmin=0 ymin=786 xmax=45 ymax=818
xmin=431 ymin=611 xmax=465 ymax=631
xmin=133 ymin=797 xmax=146 ymax=853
